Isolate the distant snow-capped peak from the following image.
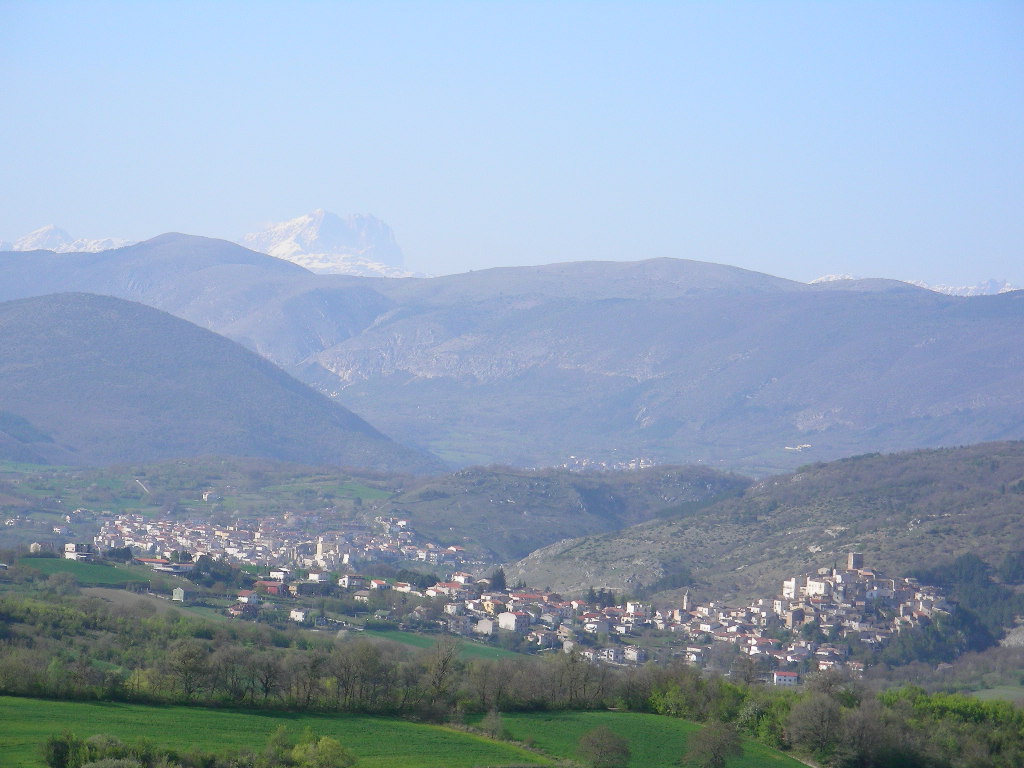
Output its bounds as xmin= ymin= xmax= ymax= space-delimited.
xmin=812 ymin=273 xmax=1017 ymax=297
xmin=908 ymin=279 xmax=1018 ymax=297
xmin=810 ymin=274 xmax=862 ymax=284
xmin=0 ymin=224 xmax=133 ymax=253
xmin=240 ymin=209 xmax=416 ymax=277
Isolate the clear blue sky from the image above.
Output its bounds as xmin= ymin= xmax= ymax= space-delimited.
xmin=1 ymin=1 xmax=1021 ymax=285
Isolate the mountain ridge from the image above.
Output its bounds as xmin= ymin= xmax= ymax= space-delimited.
xmin=2 ymin=233 xmax=1024 ymax=474
xmin=0 ymin=292 xmax=443 ymax=472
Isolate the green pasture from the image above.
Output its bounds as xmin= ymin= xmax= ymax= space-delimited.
xmin=498 ymin=711 xmax=806 ymax=768
xmin=0 ymin=461 xmax=57 ymax=475
xmin=261 ymin=478 xmax=392 ymax=500
xmin=0 ymin=697 xmax=550 ymax=768
xmin=360 ymin=629 xmax=519 ymax=660
xmin=19 ymin=558 xmax=149 ymax=586
xmin=971 ymin=683 xmax=1024 ymax=704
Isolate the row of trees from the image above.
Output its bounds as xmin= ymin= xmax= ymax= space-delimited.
xmin=44 ymin=727 xmax=357 ymax=768
xmin=2 ymin=584 xmax=1024 ymax=767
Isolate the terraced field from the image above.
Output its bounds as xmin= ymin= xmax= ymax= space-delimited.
xmin=0 ymin=697 xmax=549 ymax=768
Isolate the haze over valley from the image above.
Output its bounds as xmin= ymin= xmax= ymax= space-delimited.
xmin=3 ymin=4 xmax=1023 ymax=765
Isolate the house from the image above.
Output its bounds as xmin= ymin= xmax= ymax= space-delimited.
xmin=228 ymin=602 xmax=258 ymax=619
xmin=599 ymin=647 xmax=624 ymax=663
xmin=584 ymin=619 xmax=611 ymax=635
xmin=254 ymin=580 xmax=286 ymax=596
xmin=63 ymin=543 xmax=94 ymax=561
xmin=773 ymin=671 xmax=800 ymax=686
xmin=172 ymin=587 xmax=187 ymax=603
xmin=289 ymin=608 xmax=309 ymax=623
xmin=288 ymin=581 xmax=323 ymax=597
xmin=527 ymin=629 xmax=558 ymax=647
xmin=498 ymin=611 xmax=531 ymax=633
xmin=683 ymin=647 xmax=704 ymax=665
xmin=338 ymin=574 xmax=367 ymax=589
xmin=475 ymin=618 xmax=496 ymax=636
xmin=623 ymin=646 xmax=648 ymax=663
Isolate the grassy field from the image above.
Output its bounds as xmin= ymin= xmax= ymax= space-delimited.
xmin=19 ymin=558 xmax=149 ymax=585
xmin=498 ymin=711 xmax=807 ymax=768
xmin=360 ymin=629 xmax=519 ymax=660
xmin=0 ymin=697 xmax=550 ymax=768
xmin=971 ymin=684 xmax=1024 ymax=704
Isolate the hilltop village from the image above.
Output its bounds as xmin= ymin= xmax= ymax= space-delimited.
xmin=83 ymin=511 xmax=953 ymax=682
xmin=92 ymin=512 xmax=479 ymax=571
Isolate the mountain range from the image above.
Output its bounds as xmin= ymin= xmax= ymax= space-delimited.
xmin=2 ymin=232 xmax=1024 ymax=474
xmin=0 ymin=224 xmax=134 ymax=253
xmin=0 ymin=292 xmax=441 ymax=471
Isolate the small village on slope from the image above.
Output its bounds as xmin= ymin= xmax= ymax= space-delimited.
xmin=55 ymin=509 xmax=955 ymax=685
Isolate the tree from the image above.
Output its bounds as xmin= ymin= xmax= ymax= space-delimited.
xmin=419 ymin=636 xmax=461 ymax=717
xmin=490 ymin=567 xmax=507 ymax=592
xmin=788 ymin=692 xmax=841 ymax=759
xmin=578 ymin=726 xmax=630 ymax=768
xmin=163 ymin=638 xmax=209 ymax=701
xmin=292 ymin=731 xmax=358 ymax=768
xmin=480 ymin=709 xmax=508 ymax=740
xmin=682 ymin=720 xmax=742 ymax=768
xmin=42 ymin=731 xmax=86 ymax=768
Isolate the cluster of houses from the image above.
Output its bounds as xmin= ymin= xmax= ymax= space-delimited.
xmin=92 ymin=512 xmax=476 ymax=573
xmin=327 ymin=552 xmax=950 ymax=683
xmin=86 ymin=509 xmax=951 ymax=685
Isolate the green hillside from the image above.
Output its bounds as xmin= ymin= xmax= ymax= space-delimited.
xmin=0 ymin=293 xmax=441 ymax=472
xmin=0 ymin=697 xmax=549 ymax=768
xmin=511 ymin=441 xmax=1024 ymax=600
xmin=382 ymin=464 xmax=749 ymax=561
xmin=498 ymin=711 xmax=805 ymax=768
xmin=0 ymin=456 xmax=744 ymax=565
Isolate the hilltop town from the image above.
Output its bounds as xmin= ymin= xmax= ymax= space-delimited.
xmin=81 ymin=509 xmax=951 ymax=682
xmin=91 ymin=511 xmax=478 ymax=572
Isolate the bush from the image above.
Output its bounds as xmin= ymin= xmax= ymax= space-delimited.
xmin=577 ymin=726 xmax=630 ymax=768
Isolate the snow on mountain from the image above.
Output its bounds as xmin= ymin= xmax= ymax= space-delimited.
xmin=240 ymin=209 xmax=417 ymax=277
xmin=0 ymin=225 xmax=133 ymax=253
xmin=813 ymin=273 xmax=1018 ymax=296
xmin=810 ymin=274 xmax=862 ymax=284
xmin=908 ymin=279 xmax=1018 ymax=297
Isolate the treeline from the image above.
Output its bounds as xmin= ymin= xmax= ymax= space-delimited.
xmin=43 ymin=727 xmax=357 ymax=768
xmin=2 ymin=589 xmax=1023 ymax=767
xmin=910 ymin=552 xmax=1024 ymax=643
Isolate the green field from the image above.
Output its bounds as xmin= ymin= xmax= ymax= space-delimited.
xmin=360 ymin=629 xmax=519 ymax=660
xmin=971 ymin=684 xmax=1024 ymax=704
xmin=498 ymin=711 xmax=807 ymax=768
xmin=0 ymin=697 xmax=550 ymax=768
xmin=19 ymin=558 xmax=149 ymax=585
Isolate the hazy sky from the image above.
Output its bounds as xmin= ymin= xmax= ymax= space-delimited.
xmin=2 ymin=1 xmax=1021 ymax=285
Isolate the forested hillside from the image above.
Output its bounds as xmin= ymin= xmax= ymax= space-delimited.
xmin=511 ymin=442 xmax=1024 ymax=600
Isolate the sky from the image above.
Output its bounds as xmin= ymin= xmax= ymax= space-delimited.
xmin=1 ymin=1 xmax=1021 ymax=285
